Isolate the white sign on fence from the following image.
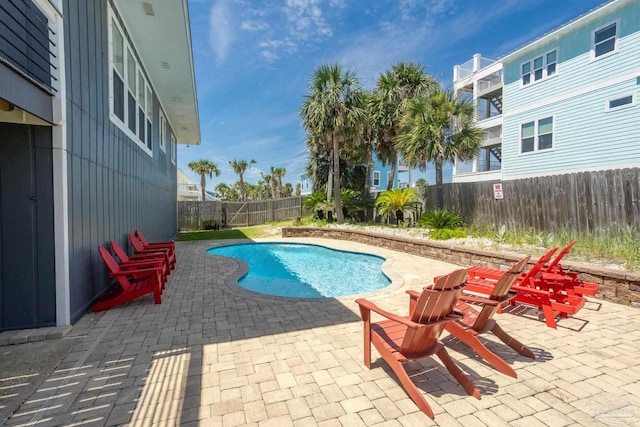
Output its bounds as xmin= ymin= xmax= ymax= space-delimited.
xmin=493 ymin=183 xmax=504 ymax=200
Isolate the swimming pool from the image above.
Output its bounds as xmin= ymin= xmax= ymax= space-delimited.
xmin=207 ymin=242 xmax=391 ymax=298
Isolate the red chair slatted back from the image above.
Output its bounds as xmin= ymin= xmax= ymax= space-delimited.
xmin=136 ymin=230 xmax=150 ymax=246
xmin=401 ymin=270 xmax=466 ymax=355
xmin=470 ymin=256 xmax=532 ymax=332
xmin=111 ymin=241 xmax=131 ymax=263
xmin=98 ymin=246 xmax=134 ymax=292
xmin=545 ymin=240 xmax=576 ymax=272
xmin=490 ymin=256 xmax=531 ymax=300
xmin=411 ymin=269 xmax=467 ymax=323
xmin=519 ymin=246 xmax=558 ymax=284
xmin=129 ymin=233 xmax=146 ymax=252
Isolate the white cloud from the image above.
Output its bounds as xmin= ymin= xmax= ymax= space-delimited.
xmin=209 ymin=0 xmax=233 ymax=63
xmin=284 ymin=0 xmax=336 ymax=39
xmin=261 ymin=50 xmax=280 ymax=61
xmin=241 ymin=20 xmax=269 ymax=31
xmin=398 ymin=0 xmax=457 ymax=22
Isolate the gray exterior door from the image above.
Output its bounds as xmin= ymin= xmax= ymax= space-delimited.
xmin=0 ymin=122 xmax=55 ymax=330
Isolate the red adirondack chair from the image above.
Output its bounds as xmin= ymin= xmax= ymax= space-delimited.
xmin=355 ymin=270 xmax=480 ymax=419
xmin=440 ymin=256 xmax=534 ymax=378
xmin=465 ymin=248 xmax=585 ymax=329
xmin=111 ymin=241 xmax=168 ymax=286
xmin=465 ymin=247 xmax=558 ymax=295
xmin=135 ymin=230 xmax=176 ymax=258
xmin=129 ymin=234 xmax=176 ymax=270
xmin=541 ymin=240 xmax=599 ymax=296
xmin=93 ymin=246 xmax=163 ymax=312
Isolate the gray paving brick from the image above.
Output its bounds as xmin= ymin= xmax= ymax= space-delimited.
xmin=3 ymin=239 xmax=640 ymax=427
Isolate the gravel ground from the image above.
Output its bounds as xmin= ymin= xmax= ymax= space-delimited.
xmin=308 ymin=223 xmax=630 ymax=271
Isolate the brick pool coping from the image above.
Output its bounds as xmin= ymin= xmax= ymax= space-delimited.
xmin=282 ymin=227 xmax=640 ymax=305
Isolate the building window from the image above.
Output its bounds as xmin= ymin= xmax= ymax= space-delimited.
xmin=521 ymin=49 xmax=557 ymax=86
xmin=372 ymin=171 xmax=380 ymax=187
xmin=521 ymin=117 xmax=553 ymax=153
xmin=592 ymin=21 xmax=618 ymax=59
xmin=606 ymin=93 xmax=635 ymax=111
xmin=145 ymin=86 xmax=152 ymax=150
xmin=171 ymin=133 xmax=176 ymax=164
xmin=159 ymin=110 xmax=166 ymax=153
xmin=108 ymin=8 xmax=153 ymax=156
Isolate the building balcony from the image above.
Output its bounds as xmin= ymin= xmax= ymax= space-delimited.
xmin=178 ymin=183 xmax=201 ymax=200
xmin=454 ymin=54 xmax=496 ymax=82
xmin=477 ymin=73 xmax=503 ymax=97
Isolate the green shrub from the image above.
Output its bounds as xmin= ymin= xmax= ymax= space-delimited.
xmin=201 ymin=220 xmax=219 ymax=230
xmin=430 ymin=228 xmax=466 ymax=240
xmin=418 ymin=209 xmax=463 ymax=229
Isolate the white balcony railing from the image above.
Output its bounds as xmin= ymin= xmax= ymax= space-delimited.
xmin=454 ymin=54 xmax=496 ymax=81
xmin=477 ymin=71 xmax=503 ymax=93
xmin=178 ymin=183 xmax=201 ymax=199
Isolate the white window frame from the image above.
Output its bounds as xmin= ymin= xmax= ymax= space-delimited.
xmin=520 ymin=48 xmax=558 ymax=87
xmin=108 ymin=5 xmax=152 ymax=156
xmin=591 ymin=20 xmax=619 ymax=61
xmin=519 ymin=115 xmax=555 ymax=154
xmin=372 ymin=171 xmax=380 ymax=187
xmin=159 ymin=110 xmax=166 ymax=153
xmin=605 ymin=92 xmax=636 ymax=112
xmin=170 ymin=133 xmax=176 ymax=164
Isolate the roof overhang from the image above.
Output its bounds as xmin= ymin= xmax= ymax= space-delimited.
xmin=500 ymin=0 xmax=633 ymax=63
xmin=113 ymin=0 xmax=200 ymax=145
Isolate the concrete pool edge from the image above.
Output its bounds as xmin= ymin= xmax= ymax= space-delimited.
xmin=204 ymin=238 xmax=406 ymax=303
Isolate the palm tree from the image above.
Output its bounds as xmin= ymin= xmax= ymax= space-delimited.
xmin=300 ymin=63 xmax=364 ymax=224
xmin=396 ymin=87 xmax=482 ymax=209
xmin=229 ymin=158 xmax=256 ymax=201
xmin=375 ymin=188 xmax=422 ymax=224
xmin=215 ymin=182 xmax=231 ymax=200
xmin=371 ymin=62 xmax=436 ymax=190
xmin=414 ymin=178 xmax=429 ymax=213
xmin=260 ymin=172 xmax=273 ymax=199
xmin=271 ymin=167 xmax=286 ymax=198
xmin=187 ymin=159 xmax=220 ymax=201
xmin=282 ymin=183 xmax=293 ymax=197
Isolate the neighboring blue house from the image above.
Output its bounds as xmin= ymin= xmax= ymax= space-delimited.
xmin=0 ymin=0 xmax=200 ymax=331
xmin=452 ymin=0 xmax=639 ymax=182
xmin=298 ymin=153 xmax=413 ymax=197
xmin=369 ymin=153 xmax=413 ymax=194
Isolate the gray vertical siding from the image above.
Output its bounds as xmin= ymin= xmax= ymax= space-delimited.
xmin=64 ymin=0 xmax=178 ymax=321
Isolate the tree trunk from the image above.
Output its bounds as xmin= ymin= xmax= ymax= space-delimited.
xmin=387 ymin=150 xmax=397 ymax=190
xmin=200 ymin=175 xmax=206 ymax=201
xmin=333 ymin=133 xmax=344 ymax=224
xmin=435 ymin=155 xmax=444 ymax=210
xmin=326 ymin=155 xmax=333 ymax=202
xmin=239 ymin=176 xmax=246 ymax=201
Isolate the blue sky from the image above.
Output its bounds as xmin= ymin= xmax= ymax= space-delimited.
xmin=179 ymin=0 xmax=605 ymax=188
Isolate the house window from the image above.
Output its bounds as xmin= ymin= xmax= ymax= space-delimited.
xmin=606 ymin=93 xmax=636 ymax=111
xmin=171 ymin=133 xmax=176 ymax=164
xmin=372 ymin=171 xmax=380 ymax=187
xmin=521 ymin=117 xmax=553 ymax=153
xmin=521 ymin=49 xmax=557 ymax=86
xmin=145 ymin=86 xmax=152 ymax=150
xmin=108 ymin=7 xmax=153 ymax=156
xmin=159 ymin=110 xmax=166 ymax=153
xmin=592 ymin=21 xmax=618 ymax=59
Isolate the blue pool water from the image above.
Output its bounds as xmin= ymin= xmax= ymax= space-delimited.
xmin=207 ymin=242 xmax=391 ymax=298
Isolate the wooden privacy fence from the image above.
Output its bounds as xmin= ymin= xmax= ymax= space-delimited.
xmin=422 ymin=168 xmax=640 ymax=232
xmin=178 ymin=197 xmax=302 ymax=231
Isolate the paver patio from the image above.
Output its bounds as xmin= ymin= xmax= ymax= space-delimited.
xmin=4 ymin=237 xmax=640 ymax=426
